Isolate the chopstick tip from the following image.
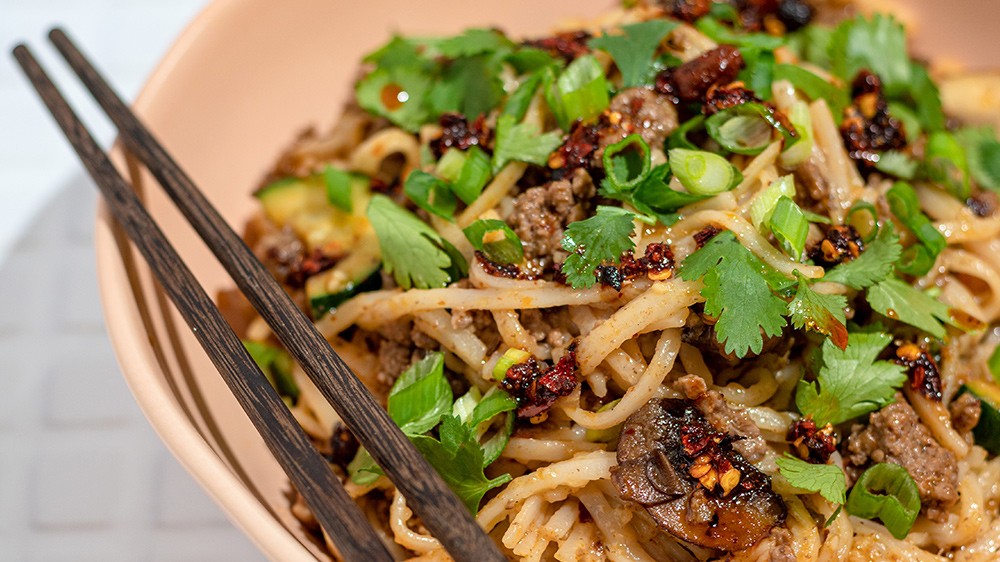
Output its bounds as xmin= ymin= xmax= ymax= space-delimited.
xmin=48 ymin=28 xmax=67 ymax=43
xmin=11 ymin=43 xmax=31 ymax=63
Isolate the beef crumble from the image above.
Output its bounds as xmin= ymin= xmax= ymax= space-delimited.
xmin=507 ymin=168 xmax=596 ymax=273
xmin=845 ymin=397 xmax=959 ymax=522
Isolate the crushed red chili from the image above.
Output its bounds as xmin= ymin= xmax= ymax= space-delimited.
xmin=655 ymin=46 xmax=745 ymax=105
xmin=694 ymin=224 xmax=723 ymax=248
xmin=894 ymin=343 xmax=943 ymax=401
xmin=809 ymin=225 xmax=864 ymax=268
xmin=500 ymin=343 xmax=580 ymax=419
xmin=523 ymin=31 xmax=592 ymax=63
xmin=596 ymin=243 xmax=675 ymax=290
xmin=840 ymin=71 xmax=907 ymax=171
xmin=430 ymin=113 xmax=492 ymax=158
xmin=786 ymin=418 xmax=837 ymax=464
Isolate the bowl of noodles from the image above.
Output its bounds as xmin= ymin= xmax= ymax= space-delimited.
xmin=98 ymin=0 xmax=1000 ymax=560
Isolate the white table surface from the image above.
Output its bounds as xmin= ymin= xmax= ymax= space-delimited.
xmin=1 ymin=1 xmax=269 ymax=559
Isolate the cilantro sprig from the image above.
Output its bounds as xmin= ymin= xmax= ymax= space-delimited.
xmin=776 ymin=454 xmax=846 ymax=505
xmin=367 ymin=195 xmax=467 ymax=289
xmin=560 ymin=206 xmax=638 ymax=288
xmin=679 ymin=230 xmax=790 ymax=357
xmin=588 ymin=20 xmax=678 ymax=88
xmin=349 ymin=353 xmax=517 ymax=513
xmin=795 ymin=329 xmax=907 ymax=427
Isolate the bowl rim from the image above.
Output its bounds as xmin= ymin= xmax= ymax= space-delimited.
xmin=95 ymin=0 xmax=316 ymax=559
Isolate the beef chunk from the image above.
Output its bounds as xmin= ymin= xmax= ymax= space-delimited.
xmin=845 ymin=398 xmax=959 ymax=521
xmin=507 ymin=168 xmax=595 ymax=272
xmin=656 ymin=0 xmax=712 ymax=22
xmin=950 ymin=392 xmax=982 ymax=442
xmin=612 ymin=398 xmax=785 ymax=551
xmin=600 ymin=87 xmax=680 ymax=152
xmin=655 ymin=46 xmax=745 ymax=104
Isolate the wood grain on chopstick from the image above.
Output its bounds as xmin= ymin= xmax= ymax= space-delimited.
xmin=43 ymin=28 xmax=505 ymax=562
xmin=11 ymin=43 xmax=394 ymax=562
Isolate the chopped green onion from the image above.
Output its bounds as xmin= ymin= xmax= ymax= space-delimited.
xmin=802 ymin=210 xmax=832 ymax=225
xmin=846 ymin=200 xmax=879 ymax=243
xmin=895 ymin=244 xmax=935 ymax=277
xmin=886 ymin=181 xmax=946 ymax=258
xmin=925 ymin=131 xmax=971 ymax=200
xmin=846 ymin=463 xmax=921 ymax=540
xmin=323 ymin=166 xmax=357 ymax=213
xmin=875 ymin=150 xmax=919 ymax=180
xmin=436 ymin=148 xmax=467 ymax=182
xmin=706 ymin=103 xmax=798 ymax=156
xmin=988 ymin=346 xmax=1000 ymax=384
xmin=749 ymin=175 xmax=796 ymax=230
xmin=502 ymin=72 xmax=544 ymax=122
xmin=463 ymin=219 xmax=524 ymax=264
xmin=667 ymin=115 xmax=705 ymax=150
xmin=602 ymin=134 xmax=651 ymax=194
xmin=585 ymin=399 xmax=623 ymax=442
xmin=780 ymin=101 xmax=814 ymax=168
xmin=452 ymin=146 xmax=491 ymax=204
xmin=493 ymin=348 xmax=532 ymax=381
xmin=404 ymin=170 xmax=457 ymax=220
xmin=243 ymin=340 xmax=299 ymax=405
xmin=770 ymin=196 xmax=809 ymax=260
xmin=552 ymin=54 xmax=609 ymax=129
xmin=667 ymin=148 xmax=742 ymax=196
xmin=706 ymin=111 xmax=773 ymax=155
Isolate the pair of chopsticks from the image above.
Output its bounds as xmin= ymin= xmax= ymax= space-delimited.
xmin=14 ymin=30 xmax=506 ymax=562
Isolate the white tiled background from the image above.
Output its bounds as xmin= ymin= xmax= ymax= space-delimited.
xmin=1 ymin=1 xmax=268 ymax=559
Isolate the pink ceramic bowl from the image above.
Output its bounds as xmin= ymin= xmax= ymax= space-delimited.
xmin=96 ymin=1 xmax=998 ymax=560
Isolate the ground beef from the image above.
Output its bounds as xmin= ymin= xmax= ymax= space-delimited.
xmin=507 ymin=168 xmax=595 ymax=272
xmin=519 ymin=308 xmax=574 ymax=350
xmin=600 ymin=87 xmax=680 ymax=152
xmin=767 ymin=527 xmax=797 ymax=562
xmin=845 ymin=398 xmax=959 ymax=521
xmin=695 ymin=390 xmax=769 ymax=463
xmin=371 ymin=319 xmax=438 ymax=387
xmin=950 ymin=392 xmax=982 ymax=443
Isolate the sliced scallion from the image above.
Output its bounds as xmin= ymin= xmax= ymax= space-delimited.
xmin=749 ymin=174 xmax=796 ymax=231
xmin=667 ymin=148 xmax=742 ymax=196
xmin=552 ymin=54 xmax=609 ymax=129
xmin=404 ymin=170 xmax=457 ymax=220
xmin=925 ymin=131 xmax=971 ymax=200
xmin=667 ymin=115 xmax=705 ymax=150
xmin=769 ymin=196 xmax=809 ymax=260
xmin=886 ymin=181 xmax=946 ymax=257
xmin=463 ymin=219 xmax=524 ymax=265
xmin=603 ymin=134 xmax=651 ymax=194
xmin=988 ymin=346 xmax=1000 ymax=383
xmin=779 ymin=101 xmax=814 ymax=168
xmin=846 ymin=200 xmax=879 ymax=243
xmin=706 ymin=103 xmax=798 ymax=156
xmin=846 ymin=463 xmax=921 ymax=540
xmin=451 ymin=146 xmax=491 ymax=204
xmin=493 ymin=348 xmax=532 ymax=381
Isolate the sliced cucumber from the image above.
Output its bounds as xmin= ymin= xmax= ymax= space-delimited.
xmin=958 ymin=380 xmax=1000 ymax=454
xmin=305 ymin=237 xmax=383 ymax=319
xmin=255 ymin=173 xmax=372 ymax=256
xmin=242 ymin=340 xmax=299 ymax=405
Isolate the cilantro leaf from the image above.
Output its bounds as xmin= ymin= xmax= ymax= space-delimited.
xmin=679 ymin=230 xmax=789 ymax=357
xmin=588 ymin=20 xmax=678 ymax=88
xmin=404 ymin=170 xmax=457 ymax=220
xmin=829 ymin=14 xmax=910 ymax=92
xmin=822 ymin=224 xmax=902 ymax=289
xmin=492 ymin=114 xmax=564 ymax=172
xmin=866 ymin=278 xmax=956 ymax=339
xmin=776 ymin=454 xmax=847 ymax=505
xmin=436 ymin=28 xmax=514 ymax=58
xmin=388 ymin=353 xmax=453 ymax=435
xmin=560 ymin=206 xmax=637 ymax=288
xmin=788 ymin=272 xmax=848 ymax=350
xmin=356 ymin=65 xmax=433 ymax=132
xmin=956 ymin=127 xmax=1000 ymax=192
xmin=367 ymin=195 xmax=466 ymax=289
xmin=795 ymin=330 xmax=907 ymax=426
xmin=427 ymin=54 xmax=505 ymax=119
xmin=411 ymin=415 xmax=512 ymax=513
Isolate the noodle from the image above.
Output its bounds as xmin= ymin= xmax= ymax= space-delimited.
xmin=229 ymin=1 xmax=1000 ymax=559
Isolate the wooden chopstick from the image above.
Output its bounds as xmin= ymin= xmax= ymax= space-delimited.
xmin=42 ymin=29 xmax=506 ymax=562
xmin=11 ymin=44 xmax=394 ymax=562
